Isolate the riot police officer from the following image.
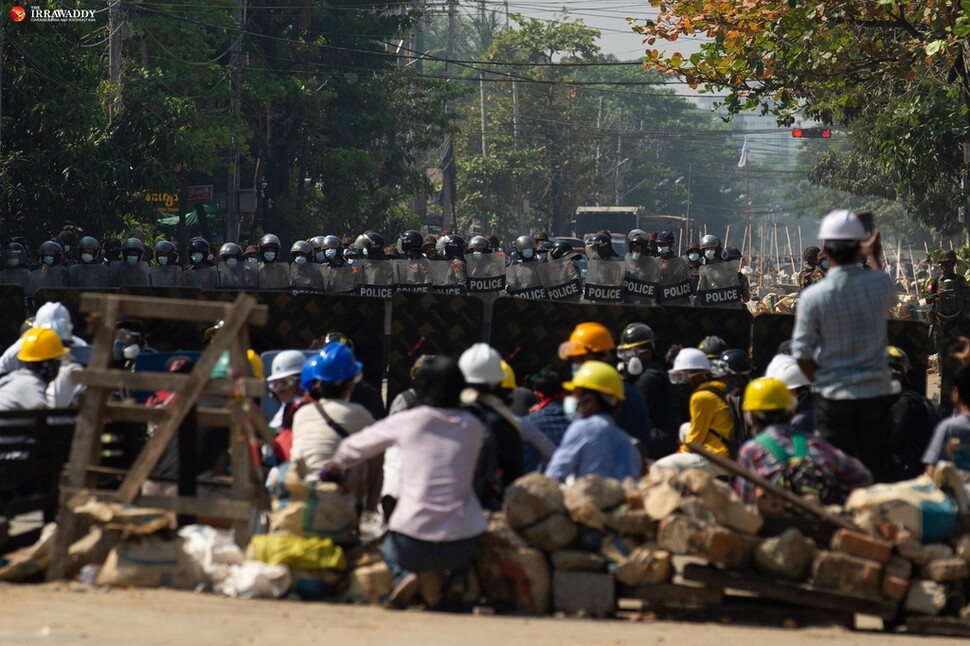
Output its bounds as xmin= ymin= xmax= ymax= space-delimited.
xmin=435 ymin=234 xmax=466 ymax=262
xmin=308 ymin=235 xmax=327 ymax=264
xmin=354 ymin=231 xmax=386 ymax=259
xmin=217 ymin=242 xmax=252 ymax=289
xmin=468 ymin=235 xmax=492 ymax=255
xmin=289 ymin=240 xmax=324 ymax=289
xmin=397 ymin=230 xmax=425 ymax=260
xmin=182 ymin=237 xmax=219 ymax=289
xmin=110 ymin=238 xmax=150 ymax=287
xmin=0 ymin=242 xmax=30 ymax=290
xmin=30 ymin=240 xmax=69 ymax=293
xmin=512 ymin=234 xmax=538 ymax=264
xmin=700 ymin=234 xmax=722 ymax=265
xmin=256 ymin=233 xmax=290 ymax=289
xmin=149 ymin=240 xmax=182 ymax=287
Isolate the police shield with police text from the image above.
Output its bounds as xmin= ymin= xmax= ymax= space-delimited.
xmin=657 ymin=255 xmax=692 ymax=305
xmin=537 ymin=255 xmax=582 ymax=302
xmin=394 ymin=257 xmax=433 ymax=293
xmin=466 ymin=250 xmax=506 ymax=294
xmin=583 ymin=259 xmax=624 ymax=303
xmin=696 ymin=260 xmax=743 ymax=307
xmin=255 ymin=234 xmax=290 ymax=289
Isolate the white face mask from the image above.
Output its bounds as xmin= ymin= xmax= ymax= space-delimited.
xmin=294 ymin=255 xmax=307 ymax=265
xmin=316 ymin=251 xmax=326 ymax=262
xmin=472 ymin=251 xmax=483 ymax=257
xmin=562 ymin=395 xmax=580 ymax=421
xmin=263 ymin=251 xmax=276 ymax=262
xmin=658 ymin=246 xmax=670 ymax=255
xmin=538 ymin=252 xmax=548 ymax=262
xmin=631 ymin=252 xmax=641 ymax=261
xmin=704 ymin=250 xmax=716 ymax=261
xmin=125 ymin=255 xmax=139 ymax=265
xmin=521 ymin=248 xmax=534 ymax=259
xmin=158 ymin=256 xmax=169 ymax=266
xmin=191 ymin=253 xmax=204 ymax=264
xmin=324 ymin=249 xmax=338 ymax=260
xmin=226 ymin=257 xmax=239 ymax=268
xmin=688 ymin=252 xmax=701 ymax=262
xmin=42 ymin=256 xmax=55 ymax=266
xmin=6 ymin=258 xmax=19 ymax=268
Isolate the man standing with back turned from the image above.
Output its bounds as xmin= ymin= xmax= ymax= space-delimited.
xmin=791 ymin=209 xmax=896 ymax=482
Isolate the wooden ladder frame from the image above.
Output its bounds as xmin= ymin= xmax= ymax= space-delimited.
xmin=47 ymin=292 xmax=270 ymax=580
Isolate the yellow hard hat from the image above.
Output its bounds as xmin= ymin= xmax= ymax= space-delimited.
xmin=17 ymin=327 xmax=69 ymax=362
xmin=742 ymin=377 xmax=794 ymax=412
xmin=887 ymin=346 xmax=911 ymax=374
xmin=247 ymin=349 xmax=265 ymax=380
xmin=563 ymin=361 xmax=625 ymax=401
xmin=500 ymin=360 xmax=516 ymax=389
xmin=558 ymin=322 xmax=615 ymax=360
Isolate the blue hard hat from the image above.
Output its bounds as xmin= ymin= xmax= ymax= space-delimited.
xmin=300 ymin=342 xmax=363 ymax=389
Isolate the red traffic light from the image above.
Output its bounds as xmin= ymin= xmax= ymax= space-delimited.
xmin=792 ymin=127 xmax=832 ymax=139
xmin=792 ymin=128 xmax=803 ymax=137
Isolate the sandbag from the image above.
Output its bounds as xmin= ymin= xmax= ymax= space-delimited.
xmin=247 ymin=534 xmax=347 ymax=571
xmin=845 ymin=476 xmax=959 ymax=543
xmin=96 ymin=536 xmax=199 ymax=589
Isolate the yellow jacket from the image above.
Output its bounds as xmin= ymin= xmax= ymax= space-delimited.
xmin=680 ymin=380 xmax=734 ymax=457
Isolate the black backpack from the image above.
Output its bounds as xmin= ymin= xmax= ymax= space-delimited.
xmin=695 ymin=385 xmax=747 ymax=458
xmin=755 ymin=431 xmax=842 ymax=504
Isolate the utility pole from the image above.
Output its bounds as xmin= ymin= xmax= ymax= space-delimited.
xmin=479 ymin=72 xmax=488 ymax=156
xmin=595 ymin=97 xmax=603 ymax=203
xmin=108 ymin=0 xmax=126 ymax=122
xmin=441 ymin=0 xmax=457 ymax=232
xmin=613 ymin=111 xmax=623 ymax=206
xmin=226 ymin=0 xmax=245 ymax=243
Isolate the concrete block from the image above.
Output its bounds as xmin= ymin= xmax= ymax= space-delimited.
xmin=754 ymin=528 xmax=816 ymax=581
xmin=811 ymin=550 xmax=882 ymax=597
xmin=904 ymin=579 xmax=947 ymax=616
xmin=553 ymin=570 xmax=615 ymax=614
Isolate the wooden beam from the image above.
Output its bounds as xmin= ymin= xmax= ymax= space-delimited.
xmin=113 ymin=294 xmax=259 ymax=503
xmin=79 ymin=292 xmax=268 ymax=326
xmin=686 ymin=442 xmax=858 ymax=531
xmin=104 ymin=402 xmax=233 ymax=427
xmin=60 ymin=487 xmax=256 ymax=521
xmin=73 ymin=370 xmax=266 ymax=398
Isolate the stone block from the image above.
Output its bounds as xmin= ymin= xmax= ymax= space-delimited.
xmin=881 ymin=574 xmax=910 ymax=602
xmin=551 ymin=550 xmax=608 ymax=572
xmin=552 ymin=570 xmax=616 ymax=615
xmin=480 ymin=512 xmax=528 ymax=551
xmin=754 ymin=528 xmax=816 ymax=581
xmin=568 ymin=502 xmax=607 ymax=530
xmin=642 ymin=482 xmax=682 ymax=520
xmin=718 ymin=499 xmax=764 ymax=535
xmin=604 ymin=505 xmax=655 ymax=536
xmin=894 ymin=530 xmax=929 ymax=565
xmin=830 ymin=529 xmax=893 ymax=564
xmin=702 ymin=527 xmax=760 ymax=570
xmin=474 ymin=546 xmax=550 ymax=614
xmin=564 ymin=475 xmax=626 ymax=511
xmin=656 ymin=514 xmax=702 ymax=555
xmin=920 ymin=558 xmax=970 ymax=582
xmin=677 ymin=496 xmax=717 ymax=524
xmin=522 ymin=512 xmax=579 ymax=552
xmin=924 ymin=543 xmax=955 ymax=561
xmin=954 ymin=534 xmax=970 ymax=564
xmin=904 ymin=579 xmax=947 ymax=616
xmin=811 ymin=550 xmax=882 ymax=597
xmin=503 ymin=473 xmax=565 ymax=529
xmin=885 ymin=555 xmax=913 ymax=581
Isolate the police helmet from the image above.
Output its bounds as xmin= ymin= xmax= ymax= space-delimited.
xmin=550 ymin=239 xmax=576 ymax=261
xmin=219 ymin=242 xmax=243 ymax=260
xmin=397 ymin=230 xmax=424 ymax=254
xmin=468 ymin=236 xmax=491 ymax=254
xmin=258 ymin=234 xmax=281 ymax=252
xmin=436 ymin=234 xmax=466 ymax=260
xmin=699 ymin=234 xmax=721 ymax=249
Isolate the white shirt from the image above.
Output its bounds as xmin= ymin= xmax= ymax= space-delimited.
xmin=291 ymin=399 xmax=374 ymax=477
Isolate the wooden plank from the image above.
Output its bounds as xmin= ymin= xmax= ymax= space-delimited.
xmin=683 ymin=563 xmax=899 ymax=620
xmin=229 ymin=336 xmax=252 ymax=547
xmin=73 ymin=370 xmax=266 ymax=398
xmin=687 ymin=442 xmax=857 ymax=531
xmin=616 ymin=597 xmax=854 ymax=628
xmin=59 ymin=487 xmax=254 ymax=521
xmin=618 ymin=583 xmax=724 ymax=607
xmin=104 ymin=401 xmax=232 ymax=427
xmin=113 ymin=294 xmax=259 ymax=503
xmin=905 ymin=616 xmax=970 ymax=638
xmin=79 ymin=292 xmax=268 ymax=326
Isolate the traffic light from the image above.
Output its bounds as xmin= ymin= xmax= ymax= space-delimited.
xmin=791 ymin=127 xmax=832 ymax=138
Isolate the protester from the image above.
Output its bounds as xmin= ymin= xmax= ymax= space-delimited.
xmin=669 ymin=347 xmax=736 ymax=458
xmin=523 ymin=367 xmax=571 ymax=473
xmin=735 ymin=377 xmax=873 ymax=506
xmin=545 ymin=361 xmax=641 ymax=481
xmin=923 ymin=364 xmax=970 ymax=475
xmin=792 ymin=209 xmax=896 ymax=482
xmin=0 ymin=328 xmax=68 ymax=411
xmin=324 ymin=356 xmax=485 ymax=610
xmin=266 ymin=350 xmax=313 ymax=463
xmin=887 ymin=346 xmax=938 ymax=481
xmin=617 ymin=323 xmax=677 ymax=458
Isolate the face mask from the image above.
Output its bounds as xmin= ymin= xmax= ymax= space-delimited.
xmin=315 ymin=251 xmax=326 ymax=262
xmin=563 ymin=395 xmax=580 ymax=421
xmin=42 ymin=256 xmax=55 ymax=266
xmin=191 ymin=253 xmax=203 ymax=264
xmin=538 ymin=252 xmax=548 ymax=262
xmin=472 ymin=251 xmax=483 ymax=257
xmin=6 ymin=258 xmax=19 ymax=268
xmin=158 ymin=256 xmax=169 ymax=266
xmin=294 ymin=255 xmax=307 ymax=265
xmin=623 ymin=356 xmax=644 ymax=376
xmin=125 ymin=255 xmax=139 ymax=265
xmin=226 ymin=258 xmax=239 ymax=268
xmin=207 ymin=253 xmax=214 ymax=262
xmin=704 ymin=250 xmax=716 ymax=261
xmin=63 ymin=245 xmax=71 ymax=253
xmin=819 ymin=259 xmax=829 ymax=270
xmin=324 ymin=249 xmax=338 ymax=260
xmin=688 ymin=252 xmax=700 ymax=262
xmin=631 ymin=252 xmax=642 ymax=261
xmin=246 ymin=257 xmax=258 ymax=264
xmin=521 ymin=248 xmax=534 ymax=259
xmin=262 ymin=252 xmax=276 ymax=262
xmin=80 ymin=253 xmax=94 ymax=263
xmin=658 ymin=246 xmax=671 ymax=256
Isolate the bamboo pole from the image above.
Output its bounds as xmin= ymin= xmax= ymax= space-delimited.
xmin=773 ymin=222 xmax=781 ymax=279
xmin=678 ymin=228 xmax=684 ymax=256
xmin=909 ymin=244 xmax=919 ymax=291
xmin=758 ymin=224 xmax=765 ymax=289
xmin=797 ymin=225 xmax=804 ymax=272
xmin=785 ymin=226 xmax=796 ymax=275
xmin=724 ymin=224 xmax=731 ymax=249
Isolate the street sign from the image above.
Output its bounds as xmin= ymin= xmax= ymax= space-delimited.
xmin=185 ymin=184 xmax=214 ymax=203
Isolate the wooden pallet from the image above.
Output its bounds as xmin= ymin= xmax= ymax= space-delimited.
xmin=618 ymin=595 xmax=854 ymax=628
xmin=904 ymin=616 xmax=970 ymax=638
xmin=46 ymin=292 xmax=269 ymax=581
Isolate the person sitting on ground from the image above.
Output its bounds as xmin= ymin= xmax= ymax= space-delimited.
xmin=266 ymin=350 xmax=313 ymax=464
xmin=324 ymin=356 xmax=486 ymax=611
xmin=523 ymin=368 xmax=571 ymax=473
xmin=545 ymin=361 xmax=642 ymax=481
xmin=735 ymin=377 xmax=872 ymax=507
xmin=923 ymin=364 xmax=970 ymax=476
xmin=0 ymin=328 xmax=68 ymax=411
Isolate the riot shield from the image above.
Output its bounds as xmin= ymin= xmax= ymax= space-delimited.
xmin=0 ymin=268 xmax=32 ymax=290
xmin=506 ymin=262 xmax=548 ymax=300
xmin=430 ymin=259 xmax=467 ymax=296
xmin=182 ymin=265 xmax=219 ymax=289
xmin=696 ymin=260 xmax=743 ymax=308
xmin=582 ymin=259 xmax=624 ymax=304
xmin=357 ymin=259 xmax=396 ymax=299
xmin=623 ymin=256 xmax=661 ymax=305
xmin=466 ymin=253 xmax=506 ymax=294
xmin=29 ymin=266 xmax=69 ymax=295
xmin=149 ymin=264 xmax=183 ymax=287
xmin=538 ymin=257 xmax=582 ymax=302
xmin=658 ymin=256 xmax=693 ymax=305
xmin=109 ymin=261 xmax=151 ymax=287
xmin=321 ymin=264 xmax=359 ymax=294
xmin=217 ymin=263 xmax=255 ymax=289
xmin=394 ymin=258 xmax=433 ymax=294
xmin=289 ymin=263 xmax=325 ymax=290
xmin=256 ymin=262 xmax=290 ymax=289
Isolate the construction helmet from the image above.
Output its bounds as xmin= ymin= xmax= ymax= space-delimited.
xmin=268 ymin=350 xmax=309 ymax=382
xmin=617 ymin=323 xmax=656 ymax=351
xmin=558 ymin=322 xmax=615 ymax=360
xmin=458 ymin=343 xmax=505 ymax=385
xmin=500 ymin=360 xmax=517 ymax=389
xmin=698 ymin=335 xmax=728 ymax=358
xmin=742 ymin=377 xmax=794 ymax=412
xmin=670 ymin=347 xmax=710 ymax=372
xmin=563 ymin=361 xmax=625 ymax=400
xmin=777 ymin=362 xmax=812 ymax=390
xmin=719 ymin=349 xmax=752 ymax=375
xmin=887 ymin=346 xmax=912 ymax=374
xmin=817 ymin=209 xmax=865 ymax=241
xmin=17 ymin=327 xmax=69 ymax=362
xmin=301 ymin=342 xmax=363 ymax=389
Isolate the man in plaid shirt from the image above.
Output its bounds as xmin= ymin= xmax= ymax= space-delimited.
xmin=735 ymin=377 xmax=872 ymax=505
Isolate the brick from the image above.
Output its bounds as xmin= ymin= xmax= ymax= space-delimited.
xmin=754 ymin=528 xmax=817 ymax=581
xmin=920 ymin=558 xmax=970 ymax=582
xmin=881 ymin=574 xmax=910 ymax=602
xmin=522 ymin=512 xmax=579 ymax=552
xmin=552 ymin=570 xmax=615 ymax=614
xmin=885 ymin=555 xmax=913 ymax=581
xmin=702 ymin=526 xmax=760 ymax=570
xmin=830 ymin=529 xmax=893 ymax=564
xmin=811 ymin=550 xmax=882 ymax=597
xmin=904 ymin=579 xmax=947 ymax=616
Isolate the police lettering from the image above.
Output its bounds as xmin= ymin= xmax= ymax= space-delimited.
xmin=661 ymin=280 xmax=692 ymax=301
xmin=359 ymin=285 xmax=395 ymax=299
xmin=698 ymin=286 xmax=741 ymax=306
xmin=397 ymin=284 xmax=431 ymax=294
xmin=547 ymin=280 xmax=581 ymax=301
xmin=583 ymin=284 xmax=623 ymax=302
xmin=623 ymin=277 xmax=658 ymax=297
xmin=431 ymin=285 xmax=466 ymax=296
xmin=508 ymin=286 xmax=548 ymax=300
xmin=468 ymin=276 xmax=506 ymax=293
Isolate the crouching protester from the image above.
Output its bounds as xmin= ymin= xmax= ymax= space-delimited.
xmin=321 ymin=356 xmax=485 ymax=610
xmin=734 ymin=377 xmax=873 ymax=510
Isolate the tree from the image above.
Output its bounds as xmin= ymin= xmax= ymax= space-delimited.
xmin=635 ymin=0 xmax=970 ymax=231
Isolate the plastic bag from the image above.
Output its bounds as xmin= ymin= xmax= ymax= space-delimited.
xmin=845 ymin=475 xmax=959 ymax=543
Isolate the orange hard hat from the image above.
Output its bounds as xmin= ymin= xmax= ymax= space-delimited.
xmin=558 ymin=322 xmax=615 ymax=360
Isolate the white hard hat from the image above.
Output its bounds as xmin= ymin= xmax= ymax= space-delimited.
xmin=764 ymin=353 xmax=797 ymax=379
xmin=34 ymin=301 xmax=73 ymax=340
xmin=817 ymin=209 xmax=865 ymax=241
xmin=777 ymin=362 xmax=812 ymax=390
xmin=268 ymin=350 xmax=308 ymax=382
xmin=458 ymin=343 xmax=505 ymax=385
xmin=670 ymin=347 xmax=711 ymax=372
